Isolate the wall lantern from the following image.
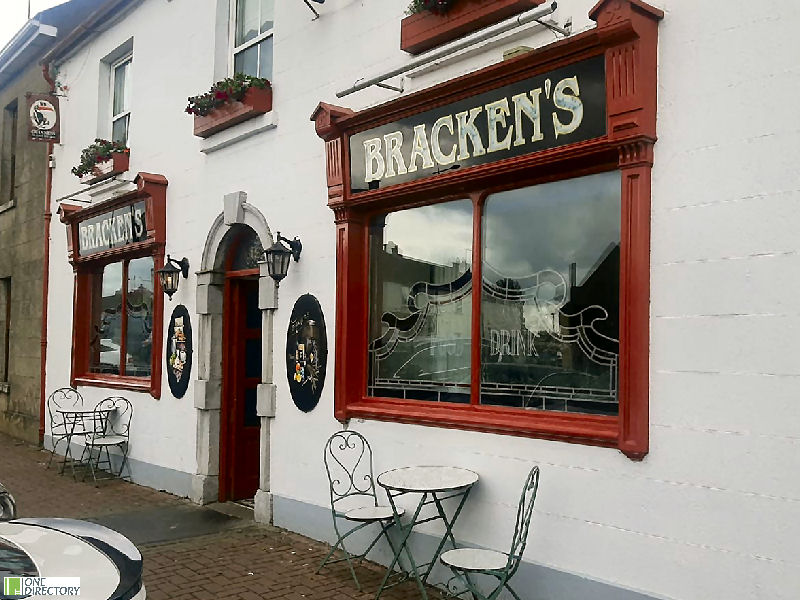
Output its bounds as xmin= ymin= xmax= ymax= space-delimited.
xmin=264 ymin=232 xmax=302 ymax=285
xmin=157 ymin=255 xmax=190 ymax=300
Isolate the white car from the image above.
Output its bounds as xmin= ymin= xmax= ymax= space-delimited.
xmin=0 ymin=485 xmax=145 ymax=600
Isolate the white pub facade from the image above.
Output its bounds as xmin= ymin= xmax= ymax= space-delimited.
xmin=43 ymin=0 xmax=800 ymax=599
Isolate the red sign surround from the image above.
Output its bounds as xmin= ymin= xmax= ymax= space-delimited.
xmin=312 ymin=0 xmax=663 ymax=459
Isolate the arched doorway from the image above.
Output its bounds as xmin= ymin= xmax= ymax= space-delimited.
xmin=219 ymin=225 xmax=263 ymax=501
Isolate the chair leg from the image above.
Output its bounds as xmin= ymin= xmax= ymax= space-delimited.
xmin=317 ymin=519 xmax=364 ymax=591
xmin=117 ymin=443 xmax=130 ymax=480
xmin=46 ymin=435 xmax=65 ymax=469
xmin=504 ymin=583 xmax=522 ymax=600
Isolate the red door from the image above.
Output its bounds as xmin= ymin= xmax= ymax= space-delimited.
xmin=220 ymin=277 xmax=261 ymax=501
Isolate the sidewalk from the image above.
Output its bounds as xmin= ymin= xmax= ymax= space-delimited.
xmin=0 ymin=434 xmax=443 ymax=600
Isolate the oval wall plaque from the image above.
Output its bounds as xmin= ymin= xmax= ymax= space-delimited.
xmin=166 ymin=304 xmax=192 ymax=398
xmin=286 ymin=294 xmax=327 ymax=412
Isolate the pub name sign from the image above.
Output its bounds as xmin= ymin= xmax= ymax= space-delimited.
xmin=77 ymin=201 xmax=147 ymax=257
xmin=349 ymin=56 xmax=606 ymax=193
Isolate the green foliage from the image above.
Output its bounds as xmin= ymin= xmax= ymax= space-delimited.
xmin=407 ymin=0 xmax=458 ymax=15
xmin=185 ymin=73 xmax=271 ymax=117
xmin=71 ymin=139 xmax=129 ymax=178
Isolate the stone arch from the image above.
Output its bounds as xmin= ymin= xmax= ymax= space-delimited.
xmin=191 ymin=191 xmax=276 ymax=524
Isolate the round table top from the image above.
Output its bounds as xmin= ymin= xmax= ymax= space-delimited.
xmin=377 ymin=466 xmax=479 ymax=492
xmin=56 ymin=407 xmax=114 ymax=414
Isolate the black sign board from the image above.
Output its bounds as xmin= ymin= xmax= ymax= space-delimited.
xmin=350 ymin=55 xmax=606 ymax=193
xmin=286 ymin=294 xmax=328 ymax=412
xmin=167 ymin=305 xmax=192 ymax=399
xmin=27 ymin=94 xmax=60 ymax=143
xmin=77 ymin=201 xmax=147 ymax=257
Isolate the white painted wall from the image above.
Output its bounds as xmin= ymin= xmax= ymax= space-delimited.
xmin=44 ymin=0 xmax=800 ymax=598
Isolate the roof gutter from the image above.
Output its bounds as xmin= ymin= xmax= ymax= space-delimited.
xmin=41 ymin=0 xmax=139 ymax=65
xmin=0 ymin=21 xmax=58 ymax=76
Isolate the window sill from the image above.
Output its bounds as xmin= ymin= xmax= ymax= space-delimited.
xmin=74 ymin=374 xmax=154 ymax=397
xmin=199 ymin=109 xmax=277 ymax=154
xmin=0 ymin=199 xmax=15 ymax=215
xmin=0 ymin=382 xmax=9 ymax=394
xmin=343 ymin=398 xmax=620 ymax=450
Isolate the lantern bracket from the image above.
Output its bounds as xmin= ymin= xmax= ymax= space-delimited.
xmin=167 ymin=255 xmax=190 ymax=278
xmin=277 ymin=233 xmax=302 ymax=262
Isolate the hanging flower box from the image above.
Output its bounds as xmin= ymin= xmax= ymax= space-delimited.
xmin=401 ymin=0 xmax=546 ymax=55
xmin=72 ymin=139 xmax=130 ymax=185
xmin=187 ymin=74 xmax=272 ymax=139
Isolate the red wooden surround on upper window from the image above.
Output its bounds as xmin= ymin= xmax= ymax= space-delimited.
xmin=312 ymin=0 xmax=663 ymax=459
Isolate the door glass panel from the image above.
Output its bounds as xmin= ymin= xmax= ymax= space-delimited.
xmin=245 ymin=283 xmax=260 ymax=329
xmin=230 ymin=230 xmax=263 ymax=271
xmin=245 ymin=338 xmax=262 ymax=379
xmin=480 ymin=171 xmax=621 ymax=415
xmin=125 ymin=257 xmax=154 ymax=377
xmin=368 ymin=199 xmax=473 ymax=403
xmin=90 ymin=262 xmax=123 ymax=374
xmin=243 ymin=387 xmax=259 ymax=427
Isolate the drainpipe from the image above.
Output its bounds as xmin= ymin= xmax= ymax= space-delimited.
xmin=38 ymin=62 xmax=54 ymax=445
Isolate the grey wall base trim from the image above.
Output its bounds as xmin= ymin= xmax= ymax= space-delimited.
xmin=273 ymin=495 xmax=661 ymax=600
xmin=44 ymin=435 xmax=192 ymax=499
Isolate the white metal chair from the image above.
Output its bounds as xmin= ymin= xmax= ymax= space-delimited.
xmin=317 ymin=430 xmax=404 ymax=591
xmin=45 ymin=387 xmax=87 ymax=470
xmin=82 ymin=396 xmax=133 ymax=485
xmin=440 ymin=466 xmax=540 ymax=600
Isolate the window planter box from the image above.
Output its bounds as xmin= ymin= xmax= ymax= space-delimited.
xmin=400 ymin=0 xmax=545 ymax=55
xmin=79 ymin=152 xmax=130 ymax=185
xmin=193 ymin=86 xmax=273 ymax=138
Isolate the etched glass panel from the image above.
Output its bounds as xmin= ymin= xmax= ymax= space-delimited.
xmin=480 ymin=171 xmax=620 ymax=415
xmin=368 ymin=199 xmax=472 ymax=403
xmin=125 ymin=257 xmax=153 ymax=377
xmin=89 ymin=262 xmax=123 ymax=375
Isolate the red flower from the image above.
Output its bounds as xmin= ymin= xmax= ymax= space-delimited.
xmin=214 ymin=90 xmax=229 ymax=101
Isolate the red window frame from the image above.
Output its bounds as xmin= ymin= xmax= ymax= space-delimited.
xmin=312 ymin=0 xmax=662 ymax=459
xmin=59 ymin=173 xmax=167 ymax=399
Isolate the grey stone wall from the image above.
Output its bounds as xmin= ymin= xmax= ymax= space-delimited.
xmin=0 ymin=64 xmax=48 ymax=443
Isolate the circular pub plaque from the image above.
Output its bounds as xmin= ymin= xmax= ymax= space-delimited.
xmin=166 ymin=305 xmax=192 ymax=398
xmin=286 ymin=294 xmax=327 ymax=412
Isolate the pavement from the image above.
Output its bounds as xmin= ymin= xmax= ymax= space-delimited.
xmin=0 ymin=433 xmax=445 ymax=600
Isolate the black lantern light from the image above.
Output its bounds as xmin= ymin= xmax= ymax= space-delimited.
xmin=264 ymin=232 xmax=302 ymax=285
xmin=157 ymin=255 xmax=190 ymax=300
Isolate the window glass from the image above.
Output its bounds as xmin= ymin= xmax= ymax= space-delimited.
xmin=260 ymin=0 xmax=274 ymax=33
xmin=230 ymin=228 xmax=264 ymax=271
xmin=112 ymin=60 xmax=129 ymax=116
xmin=257 ymin=37 xmax=273 ymax=80
xmin=112 ymin=114 xmax=129 ymax=145
xmin=368 ymin=199 xmax=473 ymax=403
xmin=0 ymin=278 xmax=10 ymax=382
xmin=90 ymin=262 xmax=123 ymax=375
xmin=235 ymin=0 xmax=260 ymax=46
xmin=234 ymin=45 xmax=258 ymax=78
xmin=480 ymin=171 xmax=621 ymax=415
xmin=125 ymin=257 xmax=153 ymax=377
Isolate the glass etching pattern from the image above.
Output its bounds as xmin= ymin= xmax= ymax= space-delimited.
xmin=481 ymin=171 xmax=620 ymax=414
xmin=368 ymin=200 xmax=472 ymax=403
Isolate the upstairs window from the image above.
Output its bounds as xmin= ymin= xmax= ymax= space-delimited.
xmin=231 ymin=0 xmax=274 ymax=79
xmin=1 ymin=99 xmax=18 ymax=203
xmin=111 ymin=55 xmax=132 ymax=144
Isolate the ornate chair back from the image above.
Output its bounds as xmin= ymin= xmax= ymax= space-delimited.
xmin=506 ymin=466 xmax=540 ymax=576
xmin=94 ymin=396 xmax=133 ymax=438
xmin=46 ymin=387 xmax=84 ymax=435
xmin=0 ymin=482 xmax=17 ymax=521
xmin=323 ymin=430 xmax=378 ymax=513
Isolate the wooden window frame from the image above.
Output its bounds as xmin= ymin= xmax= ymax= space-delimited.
xmin=111 ymin=54 xmax=132 ymax=145
xmin=59 ymin=173 xmax=168 ymax=399
xmin=313 ymin=0 xmax=663 ymax=459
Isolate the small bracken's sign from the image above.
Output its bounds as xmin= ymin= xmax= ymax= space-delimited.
xmin=349 ymin=55 xmax=606 ymax=193
xmin=27 ymin=94 xmax=60 ymax=143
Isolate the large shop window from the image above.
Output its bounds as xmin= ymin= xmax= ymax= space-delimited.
xmin=88 ymin=257 xmax=154 ymax=377
xmin=60 ymin=173 xmax=167 ymax=399
xmin=369 ymin=172 xmax=620 ymax=415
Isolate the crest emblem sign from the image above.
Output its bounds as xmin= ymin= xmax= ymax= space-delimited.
xmin=27 ymin=94 xmax=60 ymax=143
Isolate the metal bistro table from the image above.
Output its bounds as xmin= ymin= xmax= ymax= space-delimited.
xmin=55 ymin=406 xmax=114 ymax=478
xmin=376 ymin=466 xmax=479 ymax=600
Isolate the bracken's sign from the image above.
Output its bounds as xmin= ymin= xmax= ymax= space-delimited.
xmin=349 ymin=55 xmax=606 ymax=193
xmin=77 ymin=200 xmax=147 ymax=256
